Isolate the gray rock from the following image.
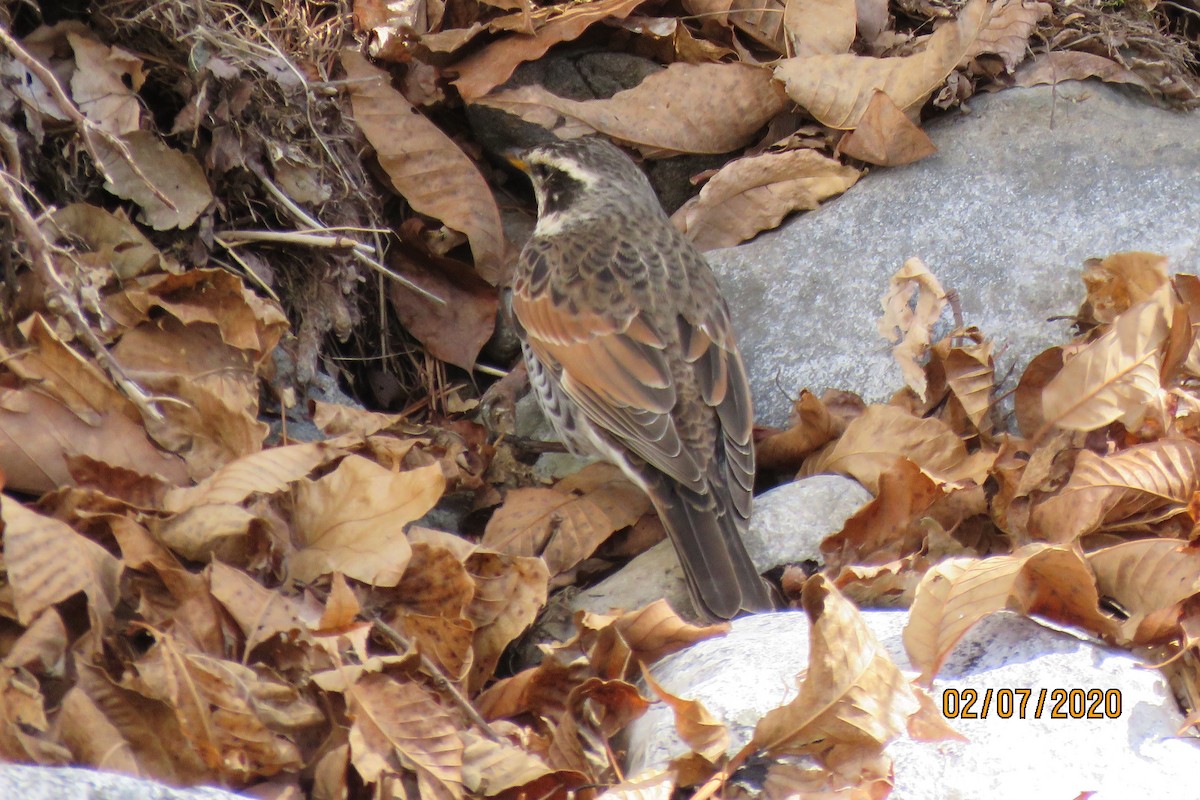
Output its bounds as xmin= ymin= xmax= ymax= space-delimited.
xmin=624 ymin=610 xmax=1200 ymax=799
xmin=0 ymin=766 xmax=250 ymax=800
xmin=746 ymin=474 xmax=872 ymax=569
xmin=710 ymin=82 xmax=1200 ymax=425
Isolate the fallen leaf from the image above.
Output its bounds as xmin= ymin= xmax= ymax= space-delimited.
xmin=67 ymin=33 xmax=145 ymax=135
xmin=1030 ymin=440 xmax=1200 ymax=542
xmin=784 ymin=0 xmax=857 ymax=57
xmin=960 ymin=0 xmax=1050 ymax=72
xmin=1 ymin=494 xmax=121 ymax=625
xmin=1041 ymin=296 xmax=1169 ymax=433
xmin=43 ymin=203 xmax=167 ymax=279
xmin=755 ymin=390 xmax=842 ymax=471
xmin=682 ymin=0 xmax=788 ymax=53
xmin=877 ymin=258 xmax=948 ymax=401
xmin=775 ymin=0 xmax=991 ymax=128
xmin=387 ymin=249 xmax=498 ymax=371
xmin=475 ymin=62 xmax=788 ymax=157
xmin=1081 ymin=252 xmax=1169 ymax=325
xmin=837 ymin=90 xmax=937 ymax=166
xmin=346 ymin=673 xmax=465 ymax=800
xmin=343 ymin=50 xmax=506 ymax=283
xmin=466 ymin=551 xmax=550 ymax=692
xmin=1088 ymin=539 xmax=1200 ymax=644
xmin=641 ymin=665 xmax=729 ymax=760
xmin=452 ymin=0 xmax=649 ymax=100
xmin=92 ymin=130 xmax=213 ymax=230
xmin=290 ymin=456 xmax=445 ymax=586
xmin=671 ymin=148 xmax=860 ymax=249
xmin=1012 ymin=51 xmax=1151 ymax=91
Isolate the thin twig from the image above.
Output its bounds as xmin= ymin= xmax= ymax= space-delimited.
xmin=0 ymin=26 xmax=176 ymax=212
xmin=0 ymin=171 xmax=164 ymax=423
xmin=371 ymin=615 xmax=503 ymax=742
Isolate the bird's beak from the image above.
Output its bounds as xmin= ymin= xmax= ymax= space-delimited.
xmin=505 ymin=150 xmax=530 ymax=174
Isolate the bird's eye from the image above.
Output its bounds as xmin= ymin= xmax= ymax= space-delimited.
xmin=530 ymin=163 xmax=549 ymax=179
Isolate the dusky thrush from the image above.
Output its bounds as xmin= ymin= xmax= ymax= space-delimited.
xmin=509 ymin=137 xmax=774 ymax=620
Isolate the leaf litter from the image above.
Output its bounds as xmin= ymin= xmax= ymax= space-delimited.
xmin=0 ymin=0 xmax=1198 ymax=796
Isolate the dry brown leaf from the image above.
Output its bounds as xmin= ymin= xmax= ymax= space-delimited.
xmin=671 ymin=148 xmax=860 ymax=250
xmin=754 ymin=575 xmax=918 ymax=758
xmin=92 ymin=129 xmax=213 ymax=230
xmin=342 ymin=50 xmax=506 ymax=283
xmin=801 ymin=405 xmax=982 ymax=491
xmin=837 ymin=90 xmax=937 ymax=166
xmin=877 ymin=258 xmax=948 ymax=402
xmin=1029 ymin=440 xmax=1200 ymax=543
xmin=387 ymin=250 xmax=498 ymax=371
xmin=554 ymin=462 xmax=652 ymax=532
xmin=940 ymin=335 xmax=995 ymax=433
xmin=290 ymin=457 xmax=445 ymax=586
xmin=610 ymin=599 xmax=729 ymax=665
xmin=452 ymin=0 xmax=647 ymax=100
xmin=3 ymin=608 xmax=67 ymax=673
xmin=164 ymin=442 xmax=341 ymax=514
xmin=775 ymin=0 xmax=991 ymax=128
xmin=1088 ymin=539 xmax=1200 ymax=644
xmin=67 ymin=33 xmax=145 ymax=135
xmin=475 ymin=62 xmax=788 ymax=157
xmin=130 ymin=636 xmax=319 ymax=781
xmin=481 ymin=487 xmax=621 ymax=577
xmin=346 ymin=673 xmax=465 ymax=800
xmin=1013 ymin=346 xmax=1063 ymax=438
xmin=460 ymin=731 xmax=560 ymax=797
xmin=208 ymin=562 xmax=309 ymax=654
xmin=466 ymin=551 xmax=550 ymax=693
xmin=905 ymin=545 xmax=1113 ymax=684
xmin=756 ymin=390 xmax=842 ymax=471
xmin=1082 ymin=252 xmax=1170 ymax=325
xmin=0 ymin=665 xmax=71 ymax=765
xmin=682 ymin=0 xmax=787 ymax=53
xmin=154 ymin=503 xmax=261 ymax=563
xmin=1041 ymin=296 xmax=1169 ymax=433
xmin=312 ymin=401 xmax=408 ymax=438
xmin=55 ymin=686 xmax=141 ymax=774
xmin=1 ymin=495 xmax=121 ymax=625
xmin=960 ymin=0 xmax=1050 ymax=72
xmin=1012 ymin=51 xmax=1152 ymax=91
xmin=641 ymin=665 xmax=729 ymax=760
xmin=43 ymin=203 xmax=167 ymax=279
xmin=784 ymin=0 xmax=857 ymax=57
xmin=820 ymin=458 xmax=942 ymax=572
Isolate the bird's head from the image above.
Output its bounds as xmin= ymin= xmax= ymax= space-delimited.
xmin=510 ymin=137 xmax=661 ymax=235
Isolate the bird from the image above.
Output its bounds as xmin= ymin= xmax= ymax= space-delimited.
xmin=508 ymin=136 xmax=774 ymax=620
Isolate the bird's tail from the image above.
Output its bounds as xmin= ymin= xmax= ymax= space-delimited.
xmin=647 ymin=477 xmax=774 ymax=621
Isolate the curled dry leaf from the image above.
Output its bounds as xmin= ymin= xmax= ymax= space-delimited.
xmin=0 ymin=316 xmax=189 ymax=494
xmin=683 ymin=0 xmax=787 ymax=54
xmin=671 ymin=148 xmax=860 ymax=250
xmin=753 ymin=576 xmax=918 ymax=759
xmin=208 ymin=562 xmax=309 ymax=655
xmin=904 ymin=545 xmax=1115 ymax=684
xmin=0 ymin=496 xmax=121 ymax=625
xmin=289 ymin=456 xmax=445 ymax=586
xmin=43 ymin=203 xmax=167 ymax=279
xmin=641 ymin=664 xmax=729 ymax=760
xmin=801 ymin=404 xmax=986 ymax=491
xmin=475 ymin=62 xmax=788 ymax=157
xmin=1029 ymin=440 xmax=1200 ymax=543
xmin=775 ymin=0 xmax=991 ymax=128
xmin=820 ymin=458 xmax=942 ymax=573
xmin=466 ymin=550 xmax=550 ymax=693
xmin=460 ymin=730 xmax=559 ymax=797
xmin=91 ymin=130 xmax=213 ymax=230
xmin=755 ymin=390 xmax=841 ymax=472
xmin=452 ymin=0 xmax=648 ymax=101
xmin=960 ymin=0 xmax=1050 ymax=73
xmin=610 ymin=599 xmax=730 ymax=664
xmin=784 ymin=0 xmax=857 ymax=57
xmin=1013 ymin=346 xmax=1063 ymax=438
xmin=1012 ymin=51 xmax=1152 ymax=91
xmin=67 ymin=33 xmax=145 ymax=135
xmin=163 ymin=441 xmax=342 ymax=514
xmin=924 ymin=330 xmax=995 ymax=434
xmin=1088 ymin=539 xmax=1200 ymax=645
xmin=877 ymin=258 xmax=948 ymax=402
xmin=342 ymin=50 xmax=506 ymax=283
xmin=346 ymin=673 xmax=465 ymax=800
xmin=837 ymin=90 xmax=937 ymax=166
xmin=1040 ymin=295 xmax=1170 ymax=434
xmin=1081 ymin=251 xmax=1169 ymax=325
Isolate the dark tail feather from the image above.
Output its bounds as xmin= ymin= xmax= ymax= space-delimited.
xmin=648 ymin=477 xmax=774 ymax=620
